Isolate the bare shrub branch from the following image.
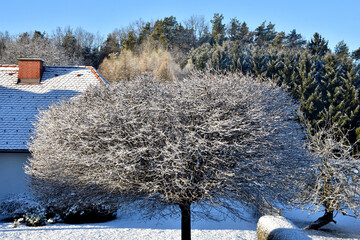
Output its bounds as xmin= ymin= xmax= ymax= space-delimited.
xmin=300 ymin=119 xmax=360 ymax=218
xmin=26 ymin=71 xmax=313 ymax=230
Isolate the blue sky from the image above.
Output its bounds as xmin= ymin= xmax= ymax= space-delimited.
xmin=0 ymin=0 xmax=359 ymax=51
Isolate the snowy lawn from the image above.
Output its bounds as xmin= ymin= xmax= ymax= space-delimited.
xmin=1 ymin=207 xmax=360 ymax=239
xmin=0 ymin=206 xmax=257 ymax=240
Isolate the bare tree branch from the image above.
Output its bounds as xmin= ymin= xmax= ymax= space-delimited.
xmin=26 ymin=71 xmax=313 ymax=238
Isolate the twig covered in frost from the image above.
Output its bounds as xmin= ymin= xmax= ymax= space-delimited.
xmin=300 ymin=120 xmax=360 ymax=229
xmin=26 ymin=70 xmax=313 ymax=239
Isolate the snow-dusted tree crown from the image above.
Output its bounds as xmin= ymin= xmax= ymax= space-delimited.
xmin=301 ymin=122 xmax=360 ymax=217
xmin=26 ymin=71 xmax=312 ymax=213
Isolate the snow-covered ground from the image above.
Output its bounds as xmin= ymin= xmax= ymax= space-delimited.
xmin=283 ymin=209 xmax=360 ymax=240
xmin=0 ymin=207 xmax=359 ymax=239
xmin=0 ymin=207 xmax=257 ymax=240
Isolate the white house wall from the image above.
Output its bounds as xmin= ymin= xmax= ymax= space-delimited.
xmin=0 ymin=153 xmax=29 ymax=200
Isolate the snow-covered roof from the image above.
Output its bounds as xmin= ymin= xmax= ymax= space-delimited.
xmin=0 ymin=65 xmax=108 ymax=152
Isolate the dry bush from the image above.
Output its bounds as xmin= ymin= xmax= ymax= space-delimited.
xmin=99 ymin=43 xmax=180 ymax=82
xmin=153 ymin=50 xmax=174 ymax=81
xmin=98 ymin=51 xmax=138 ymax=82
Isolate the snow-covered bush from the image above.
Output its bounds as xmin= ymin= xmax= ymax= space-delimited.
xmin=28 ymin=181 xmax=118 ymax=223
xmin=0 ymin=192 xmax=46 ymax=226
xmin=26 ymin=71 xmax=313 ymax=239
xmin=0 ymin=191 xmax=116 ymax=225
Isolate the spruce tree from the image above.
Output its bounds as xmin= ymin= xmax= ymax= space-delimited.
xmin=297 ymin=53 xmax=322 ymax=126
xmin=151 ymin=16 xmax=179 ymax=49
xmin=352 ymin=47 xmax=360 ymax=61
xmin=319 ymin=54 xmax=360 ymax=143
xmin=102 ymin=33 xmax=121 ymax=56
xmin=286 ymin=29 xmax=306 ymax=49
xmin=338 ymin=60 xmax=360 ymax=142
xmin=307 ymin=32 xmax=329 ymax=57
xmin=272 ymin=32 xmax=285 ymax=48
xmin=238 ymin=22 xmax=252 ymax=44
xmin=265 ymin=22 xmax=277 ymax=42
xmin=334 ymin=40 xmax=350 ymax=61
xmin=250 ymin=47 xmax=268 ymax=78
xmin=210 ymin=13 xmax=226 ymax=45
xmin=227 ymin=18 xmax=241 ymax=41
xmin=138 ymin=22 xmax=153 ymax=45
xmin=254 ymin=21 xmax=266 ymax=46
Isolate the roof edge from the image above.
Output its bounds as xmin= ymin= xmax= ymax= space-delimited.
xmin=0 ymin=64 xmax=109 ymax=85
xmin=0 ymin=149 xmax=30 ymax=153
xmin=0 ymin=64 xmax=18 ymax=67
xmin=86 ymin=66 xmax=110 ymax=85
xmin=18 ymin=58 xmax=45 ymax=62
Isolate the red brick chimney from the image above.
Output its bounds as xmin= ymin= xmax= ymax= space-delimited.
xmin=18 ymin=58 xmax=44 ymax=84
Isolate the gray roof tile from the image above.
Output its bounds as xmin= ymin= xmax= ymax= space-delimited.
xmin=0 ymin=65 xmax=108 ymax=151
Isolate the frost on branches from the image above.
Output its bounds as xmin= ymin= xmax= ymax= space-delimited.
xmin=301 ymin=122 xmax=360 ymax=230
xmin=26 ymin=71 xmax=312 ymax=239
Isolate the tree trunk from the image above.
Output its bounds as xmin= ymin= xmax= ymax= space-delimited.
xmin=305 ymin=210 xmax=336 ymax=230
xmin=179 ymin=202 xmax=191 ymax=240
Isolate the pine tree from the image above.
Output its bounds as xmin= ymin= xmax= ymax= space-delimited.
xmin=61 ymin=27 xmax=79 ymax=58
xmin=278 ymin=50 xmax=301 ymax=90
xmin=138 ymin=22 xmax=153 ymax=45
xmin=338 ymin=60 xmax=360 ymax=142
xmin=318 ymin=53 xmax=360 ymax=143
xmin=227 ymin=18 xmax=241 ymax=41
xmin=272 ymin=32 xmax=285 ymax=48
xmin=265 ymin=22 xmax=277 ymax=42
xmin=102 ymin=33 xmax=121 ymax=56
xmin=151 ymin=16 xmax=179 ymax=49
xmin=254 ymin=21 xmax=276 ymax=47
xmin=187 ymin=43 xmax=214 ymax=70
xmin=307 ymin=32 xmax=329 ymax=57
xmin=297 ymin=53 xmax=323 ymax=125
xmin=250 ymin=47 xmax=269 ymax=78
xmin=265 ymin=47 xmax=281 ymax=80
xmin=254 ymin=21 xmax=266 ymax=46
xmin=121 ymin=30 xmax=137 ymax=51
xmin=286 ymin=29 xmax=306 ymax=49
xmin=238 ymin=22 xmax=252 ymax=44
xmin=352 ymin=47 xmax=360 ymax=61
xmin=210 ymin=13 xmax=226 ymax=45
xmin=334 ymin=40 xmax=350 ymax=61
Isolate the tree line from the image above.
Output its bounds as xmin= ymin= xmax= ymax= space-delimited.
xmin=0 ymin=27 xmax=104 ymax=67
xmin=2 ymin=15 xmax=359 ymax=66
xmin=99 ymin=14 xmax=360 ymax=148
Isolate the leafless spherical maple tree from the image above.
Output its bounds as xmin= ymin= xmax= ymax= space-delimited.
xmin=26 ymin=71 xmax=312 ymax=239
